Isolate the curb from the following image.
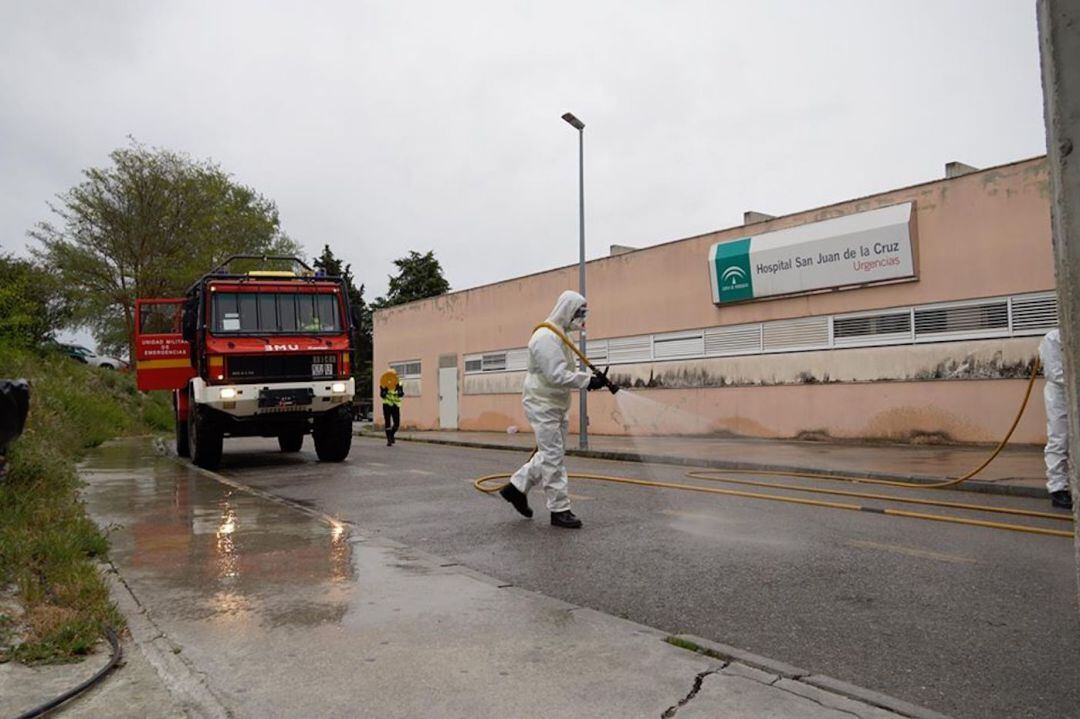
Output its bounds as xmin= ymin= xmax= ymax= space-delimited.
xmin=668 ymin=635 xmax=952 ymax=719
xmin=356 ymin=430 xmax=1047 ymax=499
xmin=105 ymin=567 xmax=231 ymax=719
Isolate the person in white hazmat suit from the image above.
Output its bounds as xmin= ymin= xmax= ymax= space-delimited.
xmin=499 ymin=290 xmax=613 ymax=528
xmin=1040 ymin=329 xmax=1074 ymax=510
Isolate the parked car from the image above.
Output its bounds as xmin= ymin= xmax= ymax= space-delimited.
xmin=352 ymin=397 xmax=374 ymax=422
xmin=57 ymin=344 xmax=125 ymax=370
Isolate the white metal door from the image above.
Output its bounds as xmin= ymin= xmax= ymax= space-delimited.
xmin=438 ymin=366 xmax=458 ymax=430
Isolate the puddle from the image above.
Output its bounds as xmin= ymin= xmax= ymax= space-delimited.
xmin=73 ymin=440 xmax=745 ymax=719
xmin=81 ymin=440 xmax=353 ymax=628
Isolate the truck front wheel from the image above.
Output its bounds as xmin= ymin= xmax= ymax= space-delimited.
xmin=313 ymin=409 xmax=352 ymax=462
xmin=188 ymin=404 xmax=223 ymax=469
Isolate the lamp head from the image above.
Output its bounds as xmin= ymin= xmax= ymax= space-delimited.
xmin=561 ymin=112 xmax=584 ymax=130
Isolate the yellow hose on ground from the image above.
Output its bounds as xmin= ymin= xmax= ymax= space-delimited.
xmin=680 ymin=470 xmax=1070 ymax=522
xmin=473 ymin=326 xmax=1067 ymax=538
xmin=473 ymin=470 xmax=1071 ymax=538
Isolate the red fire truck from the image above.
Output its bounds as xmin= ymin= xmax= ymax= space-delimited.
xmin=134 ymin=256 xmax=357 ymax=469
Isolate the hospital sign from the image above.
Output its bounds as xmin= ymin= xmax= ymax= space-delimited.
xmin=709 ymin=202 xmax=916 ymax=304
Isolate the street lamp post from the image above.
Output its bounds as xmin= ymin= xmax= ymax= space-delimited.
xmin=561 ymin=111 xmax=588 ymax=450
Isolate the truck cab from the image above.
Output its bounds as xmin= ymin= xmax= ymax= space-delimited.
xmin=135 ymin=256 xmax=356 ymax=469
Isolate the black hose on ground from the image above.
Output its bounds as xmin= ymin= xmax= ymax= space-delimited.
xmin=13 ymin=626 xmax=122 ymax=719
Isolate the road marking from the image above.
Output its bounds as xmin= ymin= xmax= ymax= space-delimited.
xmin=846 ymin=539 xmax=978 ymax=564
xmin=408 ymin=469 xmax=435 ymax=476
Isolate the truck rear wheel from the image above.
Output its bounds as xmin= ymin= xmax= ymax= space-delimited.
xmin=313 ymin=410 xmax=351 ymax=462
xmin=188 ymin=405 xmax=223 ymax=469
xmin=278 ymin=432 xmax=304 ymax=453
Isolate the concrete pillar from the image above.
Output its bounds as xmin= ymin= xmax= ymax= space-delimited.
xmin=743 ymin=211 xmax=776 ymax=225
xmin=945 ymin=161 xmax=979 ymax=178
xmin=1037 ymin=0 xmax=1080 ymax=606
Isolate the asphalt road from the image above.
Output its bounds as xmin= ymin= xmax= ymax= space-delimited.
xmin=216 ymin=436 xmax=1079 ymax=719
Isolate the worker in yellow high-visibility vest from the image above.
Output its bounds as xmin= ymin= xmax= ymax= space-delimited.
xmin=379 ymin=369 xmax=405 ymax=446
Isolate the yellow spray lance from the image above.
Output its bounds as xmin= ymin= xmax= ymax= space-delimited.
xmin=534 ymin=321 xmax=620 ymax=394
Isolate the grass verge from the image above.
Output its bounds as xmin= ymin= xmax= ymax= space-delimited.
xmin=0 ymin=344 xmax=171 ymax=663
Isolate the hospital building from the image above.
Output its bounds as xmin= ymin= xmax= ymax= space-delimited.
xmin=373 ymin=156 xmax=1057 ymax=445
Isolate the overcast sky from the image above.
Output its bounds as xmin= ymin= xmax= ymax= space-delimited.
xmin=1 ymin=1 xmax=1047 ymax=319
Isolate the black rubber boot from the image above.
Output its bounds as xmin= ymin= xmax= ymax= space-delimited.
xmin=1050 ymin=490 xmax=1073 ymax=510
xmin=550 ymin=510 xmax=583 ymax=529
xmin=499 ymin=483 xmax=533 ymax=518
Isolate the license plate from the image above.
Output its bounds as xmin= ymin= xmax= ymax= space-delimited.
xmin=311 ymin=355 xmax=337 ymax=378
xmin=257 ymin=388 xmax=314 ymax=409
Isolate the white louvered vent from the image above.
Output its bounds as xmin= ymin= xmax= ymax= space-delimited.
xmin=505 ymin=349 xmax=528 ymax=372
xmin=914 ymin=300 xmax=1008 ymax=340
xmin=608 ymin=335 xmax=652 ymax=364
xmin=704 ymin=324 xmax=762 ymax=356
xmin=1010 ymin=293 xmax=1058 ymax=334
xmin=586 ymin=340 xmax=609 ymax=363
xmin=832 ymin=311 xmax=912 ymax=347
xmin=462 ymin=291 xmax=1047 ymax=378
xmin=762 ymin=316 xmax=830 ymax=352
xmin=481 ymin=352 xmax=507 ymax=372
xmin=653 ymin=330 xmax=705 ymax=359
xmin=390 ymin=360 xmax=422 ymax=378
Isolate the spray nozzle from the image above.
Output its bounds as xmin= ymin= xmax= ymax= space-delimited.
xmin=595 ymin=365 xmax=620 ymax=394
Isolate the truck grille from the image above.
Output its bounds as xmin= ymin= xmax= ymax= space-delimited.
xmin=227 ymin=354 xmax=338 ymax=382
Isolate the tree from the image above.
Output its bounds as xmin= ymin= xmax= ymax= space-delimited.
xmin=0 ymin=254 xmax=70 ymax=347
xmin=313 ymin=244 xmax=372 ymax=396
xmin=313 ymin=244 xmax=363 ymax=304
xmin=30 ymin=140 xmax=299 ymax=358
xmin=372 ymin=250 xmax=451 ymax=309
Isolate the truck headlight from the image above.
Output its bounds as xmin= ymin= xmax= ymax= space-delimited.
xmin=331 ymin=382 xmax=347 ymax=394
xmin=220 ymin=388 xmax=237 ymax=399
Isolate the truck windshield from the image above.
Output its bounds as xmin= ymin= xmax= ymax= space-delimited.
xmin=211 ymin=292 xmax=342 ymax=334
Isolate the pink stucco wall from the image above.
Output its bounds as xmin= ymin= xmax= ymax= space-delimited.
xmin=374 ymin=157 xmax=1055 ymax=444
xmin=443 ymin=379 xmax=1047 ymax=445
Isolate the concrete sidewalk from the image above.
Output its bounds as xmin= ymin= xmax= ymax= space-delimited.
xmin=367 ymin=428 xmax=1049 ymax=498
xmin=59 ymin=438 xmax=945 ymax=719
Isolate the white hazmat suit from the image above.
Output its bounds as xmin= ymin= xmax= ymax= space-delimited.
xmin=1040 ymin=329 xmax=1070 ymax=495
xmin=508 ymin=291 xmax=592 ymax=513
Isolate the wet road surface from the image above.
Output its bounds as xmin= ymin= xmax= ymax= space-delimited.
xmin=89 ymin=439 xmax=881 ymax=719
xmin=205 ymin=435 xmax=1080 ymax=719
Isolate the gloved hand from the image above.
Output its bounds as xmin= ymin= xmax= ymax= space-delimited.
xmin=587 ymin=366 xmax=620 ymax=394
